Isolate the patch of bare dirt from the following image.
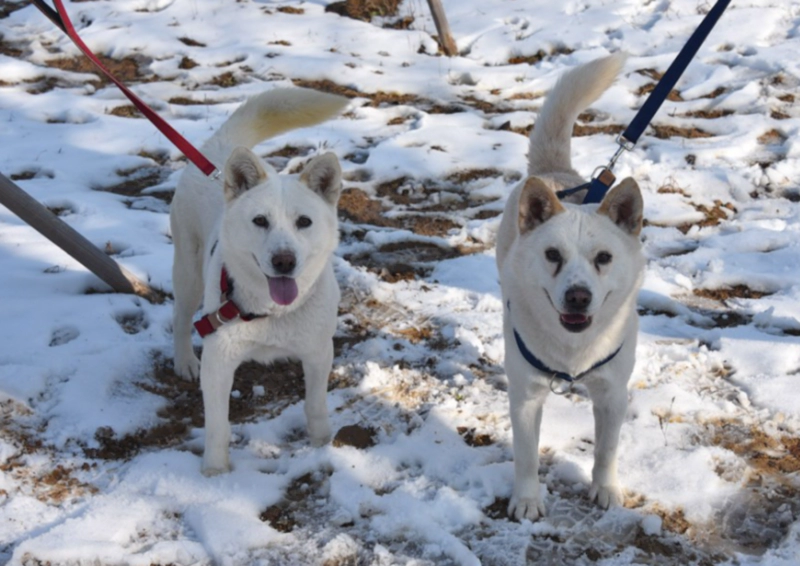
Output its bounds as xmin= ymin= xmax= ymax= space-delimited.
xmin=260 ymin=469 xmax=335 ymax=533
xmin=0 ymin=1 xmax=29 ymax=19
xmin=95 ymin=166 xmax=169 ymax=198
xmin=507 ymin=46 xmax=574 ymax=66
xmin=277 ymin=6 xmax=304 ymax=14
xmin=83 ymin=353 xmax=308 ymax=461
xmin=650 ymin=124 xmax=713 ymax=140
xmin=210 ymin=71 xmax=241 ymax=88
xmin=178 ymin=37 xmax=206 ymax=47
xmin=651 ymin=200 xmax=736 ymax=234
xmin=332 ymin=424 xmax=377 ymax=449
xmin=325 ymin=0 xmax=400 ymax=21
xmin=682 ymin=109 xmax=734 ymax=119
xmin=457 ymin=426 xmax=494 ymax=447
xmin=758 ymin=129 xmax=787 ymax=145
xmin=108 ymin=105 xmax=140 ymax=118
xmin=44 ymin=54 xmax=153 ymax=85
xmin=693 ymin=285 xmax=772 ymax=302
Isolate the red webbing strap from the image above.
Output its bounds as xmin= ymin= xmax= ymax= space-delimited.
xmin=194 ymin=300 xmax=242 ymax=338
xmin=49 ymin=0 xmax=219 ymax=177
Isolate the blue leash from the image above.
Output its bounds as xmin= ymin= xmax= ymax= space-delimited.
xmin=558 ymin=0 xmax=733 ymax=204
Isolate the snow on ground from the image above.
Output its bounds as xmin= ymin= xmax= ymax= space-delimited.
xmin=1 ymin=0 xmax=800 ymax=564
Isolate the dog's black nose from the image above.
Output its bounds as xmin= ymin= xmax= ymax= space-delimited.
xmin=271 ymin=252 xmax=296 ymax=275
xmin=565 ymin=286 xmax=592 ymax=311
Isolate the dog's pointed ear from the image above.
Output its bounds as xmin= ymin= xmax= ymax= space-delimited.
xmin=224 ymin=147 xmax=268 ymax=201
xmin=518 ymin=176 xmax=565 ymax=234
xmin=300 ymin=152 xmax=342 ymax=205
xmin=597 ymin=177 xmax=643 ymax=236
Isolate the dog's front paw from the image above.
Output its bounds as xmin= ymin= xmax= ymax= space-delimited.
xmin=589 ymin=482 xmax=622 ymax=509
xmin=508 ymin=494 xmax=546 ymax=521
xmin=174 ymin=354 xmax=201 ymax=381
xmin=202 ymin=464 xmax=231 ymax=477
xmin=307 ymin=417 xmax=331 ymax=447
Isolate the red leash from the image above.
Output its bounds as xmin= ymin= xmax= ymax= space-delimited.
xmin=36 ymin=0 xmax=220 ymax=179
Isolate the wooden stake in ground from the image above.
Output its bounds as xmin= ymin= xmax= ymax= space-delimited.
xmin=425 ymin=0 xmax=458 ymax=56
xmin=0 ymin=172 xmax=161 ymax=303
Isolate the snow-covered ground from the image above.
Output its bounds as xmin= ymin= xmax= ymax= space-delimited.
xmin=1 ymin=0 xmax=800 ymax=564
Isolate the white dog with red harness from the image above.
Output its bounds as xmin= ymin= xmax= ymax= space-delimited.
xmin=169 ymin=88 xmax=348 ymax=475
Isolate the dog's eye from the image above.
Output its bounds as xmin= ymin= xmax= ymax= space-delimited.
xmin=545 ymin=248 xmax=562 ymax=263
xmin=252 ymin=215 xmax=269 ymax=228
xmin=595 ymin=251 xmax=612 ymax=267
xmin=296 ymin=216 xmax=312 ymax=229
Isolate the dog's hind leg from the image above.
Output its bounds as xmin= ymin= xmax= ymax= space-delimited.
xmin=585 ymin=377 xmax=628 ymax=508
xmin=172 ymin=236 xmax=203 ymax=380
xmin=300 ymin=341 xmax=333 ymax=447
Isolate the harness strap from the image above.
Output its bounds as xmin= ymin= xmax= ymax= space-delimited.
xmin=33 ymin=0 xmax=220 ymax=179
xmin=513 ymin=328 xmax=623 ymax=392
xmin=194 ymin=267 xmax=268 ymax=338
xmin=508 ymin=301 xmax=622 ymax=392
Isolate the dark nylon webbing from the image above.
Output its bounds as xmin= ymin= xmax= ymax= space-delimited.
xmin=581 ymin=0 xmax=732 ymax=204
xmin=33 ymin=0 xmax=219 ymax=177
xmin=621 ymin=0 xmax=732 ymax=146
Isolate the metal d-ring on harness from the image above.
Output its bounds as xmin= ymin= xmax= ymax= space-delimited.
xmin=31 ymin=0 xmax=223 ymax=183
xmin=556 ymin=0 xmax=733 ymax=205
xmin=508 ymin=300 xmax=623 ymax=395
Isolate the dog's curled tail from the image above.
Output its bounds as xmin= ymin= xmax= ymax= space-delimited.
xmin=210 ymin=87 xmax=350 ymax=150
xmin=528 ymin=52 xmax=626 ymax=176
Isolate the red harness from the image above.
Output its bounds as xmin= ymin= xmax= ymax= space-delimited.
xmin=194 ymin=268 xmax=267 ymax=338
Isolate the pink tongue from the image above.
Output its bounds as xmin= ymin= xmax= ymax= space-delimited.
xmin=561 ymin=313 xmax=588 ymax=325
xmin=268 ymin=277 xmax=298 ymax=306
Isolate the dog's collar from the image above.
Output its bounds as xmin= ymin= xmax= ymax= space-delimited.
xmin=194 ymin=266 xmax=269 ymax=338
xmin=508 ymin=301 xmax=622 ymax=393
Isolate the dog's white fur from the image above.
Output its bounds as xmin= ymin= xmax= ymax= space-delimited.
xmin=170 ymin=88 xmax=349 ymax=474
xmin=496 ymin=53 xmax=646 ymax=521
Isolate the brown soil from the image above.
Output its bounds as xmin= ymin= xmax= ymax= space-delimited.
xmin=457 ymin=426 xmax=494 ymax=447
xmin=339 ymin=188 xmax=387 ymax=225
xmin=96 ymin=167 xmax=168 ymax=197
xmin=654 ymin=200 xmax=735 ymax=234
xmin=693 ymin=285 xmax=771 ymax=302
xmin=277 ymin=6 xmax=304 ymax=14
xmin=446 ymin=168 xmax=503 ymax=185
xmin=44 ymin=54 xmax=152 ymax=85
xmin=757 ymin=129 xmax=787 ymax=145
xmin=168 ymin=96 xmax=223 ymax=105
xmin=178 ymin=37 xmax=206 ymax=47
xmin=0 ymin=36 xmax=23 ymax=57
xmin=325 ymin=0 xmax=400 ymax=20
xmin=210 ymin=71 xmax=240 ymax=88
xmin=508 ymin=46 xmax=574 ymax=66
xmin=332 ymin=424 xmax=377 ymax=449
xmin=178 ymin=56 xmax=199 ymax=70
xmin=108 ymin=105 xmax=140 ymax=118
xmin=701 ymin=87 xmax=727 ymax=99
xmin=651 ymin=124 xmax=713 ymax=140
xmin=84 ymin=353 xmax=307 ymax=461
xmin=682 ymin=109 xmax=734 ymax=119
xmin=483 ymin=497 xmax=511 ymax=520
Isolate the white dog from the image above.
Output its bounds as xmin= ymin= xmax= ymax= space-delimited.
xmin=496 ymin=53 xmax=645 ymax=520
xmin=170 ymin=88 xmax=349 ymax=475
